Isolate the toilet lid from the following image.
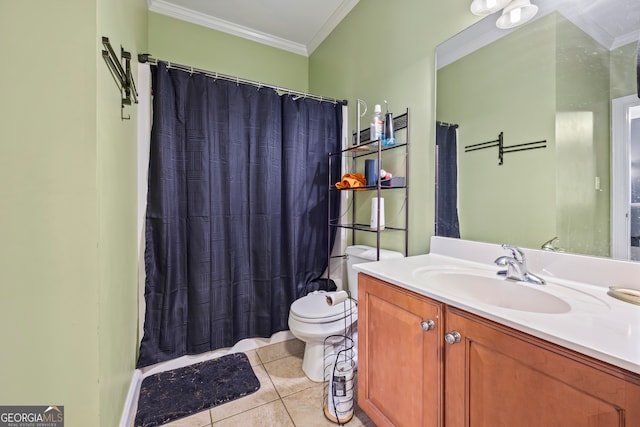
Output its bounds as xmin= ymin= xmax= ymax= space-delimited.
xmin=290 ymin=293 xmax=355 ymax=322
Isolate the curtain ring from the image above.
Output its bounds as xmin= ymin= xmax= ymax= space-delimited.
xmin=167 ymin=61 xmax=171 ymax=70
xmin=236 ymin=76 xmax=239 ymax=86
xmin=190 ymin=66 xmax=193 ymax=75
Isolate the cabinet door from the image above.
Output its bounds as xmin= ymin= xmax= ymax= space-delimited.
xmin=358 ymin=274 xmax=443 ymax=427
xmin=445 ymin=307 xmax=640 ymax=427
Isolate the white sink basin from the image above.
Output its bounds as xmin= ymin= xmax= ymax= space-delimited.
xmin=413 ymin=267 xmax=571 ymax=314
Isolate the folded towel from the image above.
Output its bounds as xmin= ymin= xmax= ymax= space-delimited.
xmin=335 ymin=173 xmax=366 ymax=189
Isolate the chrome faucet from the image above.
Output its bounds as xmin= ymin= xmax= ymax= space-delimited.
xmin=541 ymin=236 xmax=564 ymax=252
xmin=494 ymin=244 xmax=546 ymax=285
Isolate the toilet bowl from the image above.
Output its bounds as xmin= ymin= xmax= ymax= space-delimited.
xmin=288 ymin=292 xmax=357 ymax=382
xmin=288 ymin=245 xmax=403 ymax=382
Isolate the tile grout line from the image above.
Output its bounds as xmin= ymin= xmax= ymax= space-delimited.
xmin=279 ymin=395 xmax=298 ymax=427
xmin=259 ymin=345 xmax=309 ymax=426
xmin=265 ymin=357 xmax=303 ymax=427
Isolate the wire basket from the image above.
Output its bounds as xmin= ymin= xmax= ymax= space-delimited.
xmin=322 ymin=335 xmax=356 ymax=425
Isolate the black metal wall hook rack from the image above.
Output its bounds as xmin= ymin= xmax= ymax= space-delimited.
xmin=101 ymin=37 xmax=138 ymax=120
xmin=464 ymin=131 xmax=546 ymax=165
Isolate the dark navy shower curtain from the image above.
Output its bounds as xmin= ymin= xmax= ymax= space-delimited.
xmin=637 ymin=38 xmax=640 ymax=98
xmin=138 ymin=62 xmax=342 ymax=367
xmin=435 ymin=122 xmax=461 ymax=238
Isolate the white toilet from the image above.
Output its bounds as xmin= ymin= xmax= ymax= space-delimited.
xmin=288 ymin=245 xmax=403 ymax=382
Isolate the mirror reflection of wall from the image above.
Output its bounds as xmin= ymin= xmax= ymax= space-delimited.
xmin=436 ymin=1 xmax=640 ymax=259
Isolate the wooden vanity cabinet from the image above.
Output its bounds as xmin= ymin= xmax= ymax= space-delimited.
xmin=358 ymin=273 xmax=640 ymax=427
xmin=358 ymin=273 xmax=444 ymax=427
xmin=445 ymin=307 xmax=640 ymax=427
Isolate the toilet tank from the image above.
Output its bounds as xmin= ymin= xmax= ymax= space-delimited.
xmin=345 ymin=245 xmax=404 ymax=300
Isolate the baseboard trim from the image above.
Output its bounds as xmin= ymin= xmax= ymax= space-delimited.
xmin=119 ymin=369 xmax=142 ymax=427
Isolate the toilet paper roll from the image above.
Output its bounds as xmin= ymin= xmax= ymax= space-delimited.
xmin=326 ymin=360 xmax=355 ymax=422
xmin=370 ymin=197 xmax=385 ymax=230
xmin=326 ymin=290 xmax=349 ymax=306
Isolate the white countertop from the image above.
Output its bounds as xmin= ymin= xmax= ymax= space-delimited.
xmin=353 ymin=237 xmax=640 ymax=375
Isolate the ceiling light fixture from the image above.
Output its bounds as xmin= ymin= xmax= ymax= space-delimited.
xmin=470 ymin=0 xmax=539 ymax=29
xmin=470 ymin=0 xmax=512 ymax=16
xmin=495 ymin=0 xmax=539 ymax=29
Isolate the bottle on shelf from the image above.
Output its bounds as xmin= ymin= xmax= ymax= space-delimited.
xmin=370 ymin=104 xmax=383 ymax=146
xmin=382 ymin=102 xmax=395 ymax=147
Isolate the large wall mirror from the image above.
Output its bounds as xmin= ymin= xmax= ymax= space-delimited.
xmin=435 ymin=0 xmax=640 ymax=261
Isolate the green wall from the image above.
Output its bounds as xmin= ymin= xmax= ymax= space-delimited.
xmin=148 ymin=12 xmax=309 ymax=92
xmin=0 ymin=1 xmax=100 ymax=425
xmin=0 ymin=0 xmax=146 ymax=425
xmin=610 ymin=42 xmax=638 ymax=99
xmin=97 ymin=0 xmax=148 ymax=426
xmin=555 ymin=15 xmax=611 ymax=256
xmin=309 ymin=0 xmax=477 ymax=255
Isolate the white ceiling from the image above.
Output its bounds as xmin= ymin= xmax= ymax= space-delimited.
xmin=148 ymin=0 xmax=360 ymax=56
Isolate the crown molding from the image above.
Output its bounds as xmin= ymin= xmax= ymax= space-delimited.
xmin=436 ymin=13 xmax=514 ymax=69
xmin=611 ymin=29 xmax=640 ymax=50
xmin=148 ymin=0 xmax=309 ymax=56
xmin=307 ymin=0 xmax=360 ymax=55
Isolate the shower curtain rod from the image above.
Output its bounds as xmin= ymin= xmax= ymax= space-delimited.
xmin=138 ymin=54 xmax=347 ymax=105
xmin=437 ymin=121 xmax=459 ymax=128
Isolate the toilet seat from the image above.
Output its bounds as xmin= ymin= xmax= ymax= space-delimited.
xmin=290 ymin=293 xmax=356 ymax=324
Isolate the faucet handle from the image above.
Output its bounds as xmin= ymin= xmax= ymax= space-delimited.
xmin=541 ymin=236 xmax=564 ymax=252
xmin=501 ymin=244 xmax=525 ymax=262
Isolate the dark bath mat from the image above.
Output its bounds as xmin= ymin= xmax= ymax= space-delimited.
xmin=135 ymin=352 xmax=260 ymax=427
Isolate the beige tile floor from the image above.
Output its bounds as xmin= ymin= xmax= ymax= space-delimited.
xmin=162 ymin=339 xmax=376 ymax=427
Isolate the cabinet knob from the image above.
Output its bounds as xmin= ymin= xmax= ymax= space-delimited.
xmin=444 ymin=331 xmax=462 ymax=345
xmin=420 ymin=319 xmax=435 ymax=331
